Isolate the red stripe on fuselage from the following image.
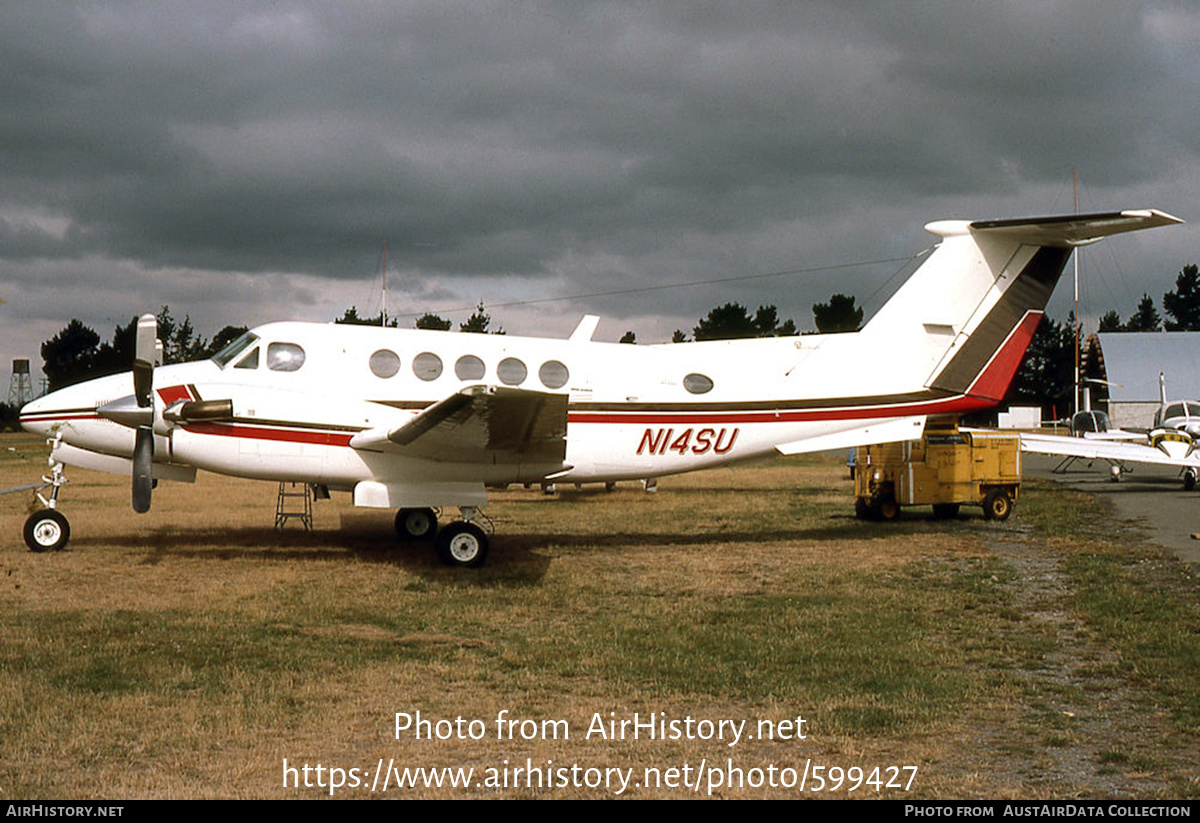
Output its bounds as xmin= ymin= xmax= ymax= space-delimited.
xmin=157 ymin=384 xmax=195 ymax=405
xmin=19 ymin=411 xmax=101 ymax=424
xmin=182 ymin=421 xmax=355 ymax=447
xmin=567 ymin=393 xmax=993 ymax=425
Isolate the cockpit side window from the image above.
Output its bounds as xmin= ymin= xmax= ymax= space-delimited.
xmin=212 ymin=332 xmax=260 ymax=368
xmin=267 ymin=342 xmax=305 ymax=372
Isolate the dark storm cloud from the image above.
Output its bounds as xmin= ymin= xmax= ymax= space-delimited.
xmin=0 ymin=1 xmax=1196 ymax=359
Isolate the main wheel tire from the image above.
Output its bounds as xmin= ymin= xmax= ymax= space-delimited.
xmin=982 ymin=489 xmax=1013 ymax=521
xmin=435 ymin=522 xmax=489 ymax=568
xmin=1185 ymin=469 xmax=1197 ymax=491
xmin=869 ymin=496 xmax=899 ymax=522
xmin=395 ymin=507 xmax=438 ymax=541
xmin=24 ymin=510 xmax=70 ymax=552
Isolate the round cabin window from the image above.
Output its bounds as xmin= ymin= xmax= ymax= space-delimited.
xmin=369 ymin=349 xmax=400 ymax=378
xmin=455 ymin=354 xmax=486 ymax=381
xmin=497 ymin=357 xmax=528 ymax=386
xmin=413 ymin=352 xmax=443 ymax=381
xmin=538 ymin=360 xmax=569 ymax=389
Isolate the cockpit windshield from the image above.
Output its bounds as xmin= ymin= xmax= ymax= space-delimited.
xmin=211 ymin=332 xmax=260 ymax=368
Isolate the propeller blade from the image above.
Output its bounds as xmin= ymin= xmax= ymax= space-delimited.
xmin=131 ymin=313 xmax=158 ymax=513
xmin=132 ymin=426 xmax=153 ymax=513
xmin=133 ymin=313 xmax=157 ymax=407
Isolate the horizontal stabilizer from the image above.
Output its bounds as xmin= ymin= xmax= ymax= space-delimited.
xmin=946 ymin=209 xmax=1182 ymax=246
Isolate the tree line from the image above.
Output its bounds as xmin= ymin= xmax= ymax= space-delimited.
xmin=24 ymin=293 xmax=864 ymax=398
xmin=15 ymin=262 xmax=1198 ymax=419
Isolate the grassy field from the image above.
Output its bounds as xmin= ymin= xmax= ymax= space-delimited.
xmin=1 ymin=431 xmax=1197 ymax=799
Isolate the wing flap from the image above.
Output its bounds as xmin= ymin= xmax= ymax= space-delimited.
xmin=351 ymin=385 xmax=569 ymax=468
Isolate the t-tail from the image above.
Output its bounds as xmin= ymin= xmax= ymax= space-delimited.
xmin=861 ymin=210 xmax=1182 ymax=410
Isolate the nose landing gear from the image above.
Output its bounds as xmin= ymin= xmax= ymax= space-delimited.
xmin=15 ymin=451 xmax=71 ymax=552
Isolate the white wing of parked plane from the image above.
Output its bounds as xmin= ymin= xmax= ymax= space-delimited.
xmin=1020 ymin=432 xmax=1200 ymax=470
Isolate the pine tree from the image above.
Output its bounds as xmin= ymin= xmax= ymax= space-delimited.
xmin=1097 ymin=310 xmax=1124 ymax=332
xmin=811 ymin=293 xmax=863 ymax=333
xmin=1125 ymin=293 xmax=1162 ymax=332
xmin=1163 ymin=264 xmax=1200 ymax=331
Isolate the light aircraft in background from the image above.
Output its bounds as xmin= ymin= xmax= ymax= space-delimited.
xmin=17 ymin=210 xmax=1182 ymax=565
xmin=1021 ymin=372 xmax=1200 ymax=487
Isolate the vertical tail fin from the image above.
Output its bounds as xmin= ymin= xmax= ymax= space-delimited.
xmin=863 ymin=210 xmax=1182 ymax=405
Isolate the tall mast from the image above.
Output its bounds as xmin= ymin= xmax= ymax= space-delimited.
xmin=381 ymin=241 xmax=387 ymax=328
xmin=1073 ymin=166 xmax=1080 ymax=414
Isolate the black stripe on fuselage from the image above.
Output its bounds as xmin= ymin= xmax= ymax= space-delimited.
xmin=929 ymin=244 xmax=1071 ymax=395
xmin=370 ymin=389 xmax=957 ymax=416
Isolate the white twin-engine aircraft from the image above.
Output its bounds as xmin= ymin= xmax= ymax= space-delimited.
xmin=1021 ymin=371 xmax=1200 ymax=487
xmin=18 ymin=210 xmax=1182 ymax=565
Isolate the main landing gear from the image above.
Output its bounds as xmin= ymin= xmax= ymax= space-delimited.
xmin=394 ymin=505 xmax=492 ymax=568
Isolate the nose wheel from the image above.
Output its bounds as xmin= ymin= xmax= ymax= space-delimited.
xmin=24 ymin=509 xmax=70 ymax=552
xmin=21 ymin=454 xmax=70 ymax=552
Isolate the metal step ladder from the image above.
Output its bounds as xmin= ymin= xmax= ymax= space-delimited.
xmin=275 ymin=482 xmax=313 ymax=531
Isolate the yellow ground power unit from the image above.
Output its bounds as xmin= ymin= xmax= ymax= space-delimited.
xmin=853 ymin=419 xmax=1021 ymax=522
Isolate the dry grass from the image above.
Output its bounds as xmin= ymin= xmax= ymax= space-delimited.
xmin=1 ymin=432 xmax=1197 ymax=799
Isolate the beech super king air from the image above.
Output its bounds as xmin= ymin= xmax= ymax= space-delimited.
xmin=18 ymin=210 xmax=1182 ymax=565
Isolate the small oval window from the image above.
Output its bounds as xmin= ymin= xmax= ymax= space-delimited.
xmin=267 ymin=342 xmax=305 ymax=372
xmin=413 ymin=352 xmax=443 ymax=381
xmin=497 ymin=357 xmax=527 ymax=386
xmin=455 ymin=354 xmax=485 ymax=381
xmin=369 ymin=349 xmax=400 ymax=378
xmin=683 ymin=373 xmax=714 ymax=394
xmin=538 ymin=360 xmax=569 ymax=389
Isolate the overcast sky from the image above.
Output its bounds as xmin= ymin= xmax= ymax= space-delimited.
xmin=2 ymin=1 xmax=1198 ymax=388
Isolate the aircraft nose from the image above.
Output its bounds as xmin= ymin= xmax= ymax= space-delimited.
xmin=19 ymin=393 xmax=57 ymax=434
xmin=18 ymin=384 xmax=100 ymax=435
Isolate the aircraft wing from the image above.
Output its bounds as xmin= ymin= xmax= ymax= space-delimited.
xmin=350 ymin=385 xmax=568 ymax=467
xmin=1020 ymin=432 xmax=1200 ymax=469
